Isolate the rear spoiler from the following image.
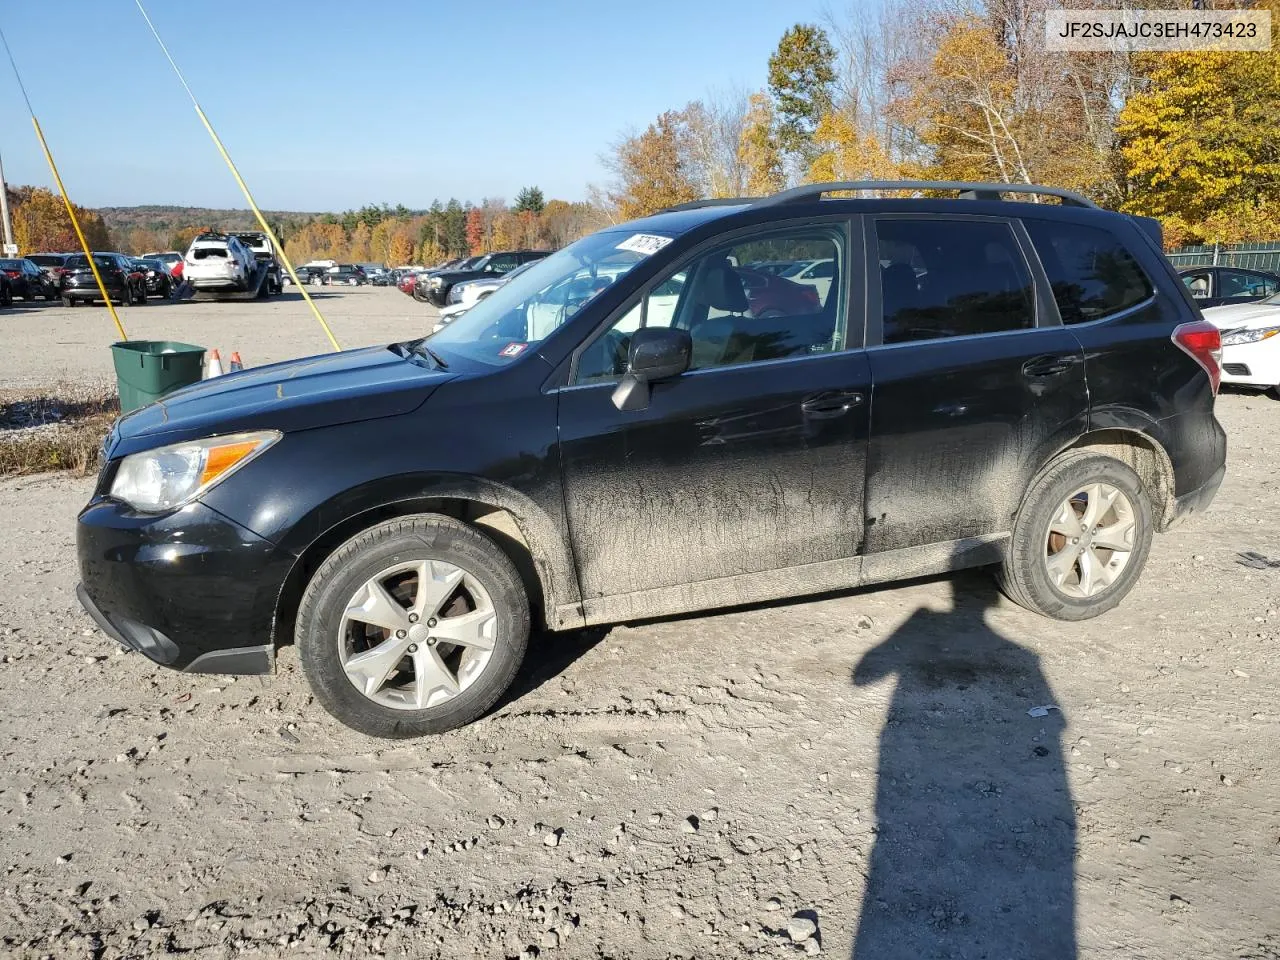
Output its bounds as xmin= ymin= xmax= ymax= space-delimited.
xmin=1130 ymin=215 xmax=1163 ymax=251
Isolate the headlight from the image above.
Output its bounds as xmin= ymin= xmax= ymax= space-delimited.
xmin=429 ymin=277 xmax=443 ymax=287
xmin=1220 ymin=325 xmax=1280 ymax=346
xmin=110 ymin=430 xmax=280 ymax=512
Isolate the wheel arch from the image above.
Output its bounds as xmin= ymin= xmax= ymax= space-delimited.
xmin=270 ymin=476 xmax=582 ymax=650
xmin=1030 ymin=426 xmax=1177 ymax=531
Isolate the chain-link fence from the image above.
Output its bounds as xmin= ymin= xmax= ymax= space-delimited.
xmin=1167 ymin=243 xmax=1280 ymax=273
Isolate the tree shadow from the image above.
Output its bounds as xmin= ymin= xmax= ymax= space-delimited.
xmin=851 ymin=572 xmax=1076 ymax=959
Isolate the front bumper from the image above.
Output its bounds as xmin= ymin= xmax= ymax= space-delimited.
xmin=1219 ymin=340 xmax=1280 ymax=389
xmin=76 ymin=496 xmax=293 ymax=674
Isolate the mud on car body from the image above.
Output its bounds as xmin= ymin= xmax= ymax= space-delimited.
xmin=77 ymin=181 xmax=1227 ymax=738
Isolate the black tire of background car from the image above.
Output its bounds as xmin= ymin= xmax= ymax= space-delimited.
xmin=996 ymin=451 xmax=1154 ymax=620
xmin=62 ymin=296 xmax=74 ymax=308
xmin=1 ymin=284 xmax=11 ymax=307
xmin=295 ymin=515 xmax=530 ymax=738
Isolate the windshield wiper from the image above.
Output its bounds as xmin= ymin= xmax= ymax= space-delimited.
xmin=409 ymin=340 xmax=449 ymax=369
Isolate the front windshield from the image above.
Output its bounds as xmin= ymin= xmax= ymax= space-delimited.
xmin=423 ymin=229 xmax=671 ymax=365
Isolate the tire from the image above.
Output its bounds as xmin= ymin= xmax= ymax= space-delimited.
xmin=997 ymin=451 xmax=1154 ymax=620
xmin=296 ymin=515 xmax=530 ymax=738
xmin=63 ymin=296 xmax=75 ymax=308
xmin=1 ymin=285 xmax=11 ymax=307
xmin=134 ymin=284 xmax=146 ymax=305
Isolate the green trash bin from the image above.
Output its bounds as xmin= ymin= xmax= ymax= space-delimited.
xmin=110 ymin=341 xmax=206 ymax=414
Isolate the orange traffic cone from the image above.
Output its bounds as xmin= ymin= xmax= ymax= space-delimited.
xmin=204 ymin=349 xmax=224 ymax=379
xmin=228 ymin=352 xmax=243 ymax=372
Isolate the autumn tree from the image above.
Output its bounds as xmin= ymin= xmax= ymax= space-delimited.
xmin=808 ymin=112 xmax=898 ymax=183
xmin=608 ymin=111 xmax=700 ymax=219
xmin=388 ymin=230 xmax=414 ymax=266
xmin=513 ymin=187 xmax=545 ymax=215
xmin=767 ymin=24 xmax=837 ymax=160
xmin=1117 ymin=37 xmax=1280 ymax=243
xmin=465 ymin=207 xmax=485 ymax=253
xmin=10 ymin=187 xmax=112 ymax=254
xmin=739 ymin=92 xmax=786 ymax=195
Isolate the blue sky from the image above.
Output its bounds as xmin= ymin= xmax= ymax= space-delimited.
xmin=0 ymin=0 xmax=834 ymax=211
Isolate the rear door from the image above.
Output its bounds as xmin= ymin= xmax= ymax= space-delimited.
xmin=863 ymin=214 xmax=1088 ymax=556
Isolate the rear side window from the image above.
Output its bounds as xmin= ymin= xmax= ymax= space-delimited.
xmin=1024 ymin=220 xmax=1152 ymax=323
xmin=875 ymin=218 xmax=1035 ymax=344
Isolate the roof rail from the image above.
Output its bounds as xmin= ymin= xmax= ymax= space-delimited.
xmin=658 ymin=197 xmax=755 ymax=213
xmin=755 ymin=180 xmax=1100 ymax=210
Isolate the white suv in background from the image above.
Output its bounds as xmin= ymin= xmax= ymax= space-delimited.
xmin=183 ymin=234 xmax=256 ymax=291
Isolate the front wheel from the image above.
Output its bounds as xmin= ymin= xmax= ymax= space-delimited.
xmin=296 ymin=515 xmax=530 ymax=738
xmin=997 ymin=452 xmax=1154 ymax=620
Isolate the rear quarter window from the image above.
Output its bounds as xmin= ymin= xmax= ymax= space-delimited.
xmin=1024 ymin=220 xmax=1153 ymax=324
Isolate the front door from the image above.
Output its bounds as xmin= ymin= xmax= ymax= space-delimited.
xmin=863 ymin=214 xmax=1089 ymax=557
xmin=556 ymin=222 xmax=871 ymax=617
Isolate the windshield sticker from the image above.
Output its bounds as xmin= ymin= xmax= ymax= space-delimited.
xmin=499 ymin=342 xmax=528 ymax=358
xmin=615 ymin=234 xmax=674 ymax=256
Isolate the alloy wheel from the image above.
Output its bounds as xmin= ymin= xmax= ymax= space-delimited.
xmin=338 ymin=559 xmax=497 ymax=710
xmin=1043 ymin=482 xmax=1136 ymax=599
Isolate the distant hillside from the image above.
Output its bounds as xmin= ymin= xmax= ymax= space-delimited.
xmin=96 ymin=205 xmax=319 ymax=234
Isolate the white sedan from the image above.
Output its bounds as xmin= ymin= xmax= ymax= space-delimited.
xmin=1203 ymin=295 xmax=1280 ymax=395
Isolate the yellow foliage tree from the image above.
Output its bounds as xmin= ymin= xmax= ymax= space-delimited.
xmin=1117 ymin=17 xmax=1280 ymax=244
xmin=738 ymin=92 xmax=786 ymax=195
xmin=609 ymin=111 xmax=700 ymax=219
xmin=808 ymin=112 xmax=898 ymax=183
xmin=11 ymin=186 xmax=111 ymax=255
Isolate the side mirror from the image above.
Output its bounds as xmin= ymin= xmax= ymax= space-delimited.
xmin=612 ymin=327 xmax=691 ymax=412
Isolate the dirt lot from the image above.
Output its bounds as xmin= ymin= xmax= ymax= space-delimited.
xmin=0 ymin=286 xmax=424 ymax=390
xmin=1 ymin=290 xmax=1279 ymax=958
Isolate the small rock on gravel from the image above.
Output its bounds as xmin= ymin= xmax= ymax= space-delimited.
xmin=765 ymin=897 xmax=783 ymax=912
xmin=487 ymin=815 xmax=505 ymax=829
xmin=543 ymin=829 xmax=561 ymax=847
xmin=701 ymin=807 xmax=718 ymax=822
xmin=540 ymin=930 xmax=559 ymax=949
xmin=519 ymin=948 xmax=539 ymax=960
xmin=787 ymin=915 xmax=818 ymax=942
xmin=804 ymin=938 xmax=822 ymax=954
xmin=682 ymin=815 xmax=699 ymax=833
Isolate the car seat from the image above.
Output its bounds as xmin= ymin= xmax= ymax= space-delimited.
xmin=687 ymin=258 xmax=749 ymax=368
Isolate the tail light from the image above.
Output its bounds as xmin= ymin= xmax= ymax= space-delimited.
xmin=4 ymin=270 xmax=18 ymax=278
xmin=1172 ymin=320 xmax=1222 ymax=395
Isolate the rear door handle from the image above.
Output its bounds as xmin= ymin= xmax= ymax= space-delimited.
xmin=1022 ymin=355 xmax=1077 ymax=378
xmin=801 ymin=391 xmax=864 ymax=418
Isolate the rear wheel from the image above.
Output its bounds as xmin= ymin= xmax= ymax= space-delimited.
xmin=62 ymin=296 xmax=75 ymax=308
xmin=997 ymin=452 xmax=1154 ymax=620
xmin=296 ymin=515 xmax=530 ymax=738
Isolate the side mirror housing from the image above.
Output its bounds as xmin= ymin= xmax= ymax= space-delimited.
xmin=612 ymin=327 xmax=691 ymax=412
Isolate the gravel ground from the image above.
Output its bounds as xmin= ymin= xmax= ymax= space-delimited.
xmin=0 ymin=291 xmax=1278 ymax=958
xmin=0 ymin=286 xmax=424 ymax=389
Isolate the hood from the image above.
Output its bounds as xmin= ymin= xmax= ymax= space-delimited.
xmin=1201 ymin=302 xmax=1280 ymax=330
xmin=114 ymin=345 xmax=454 ymax=450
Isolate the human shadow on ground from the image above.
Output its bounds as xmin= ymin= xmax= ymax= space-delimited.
xmin=851 ymin=574 xmax=1076 ymax=960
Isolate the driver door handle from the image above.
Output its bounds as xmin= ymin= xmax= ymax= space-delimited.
xmin=801 ymin=390 xmax=864 ymax=418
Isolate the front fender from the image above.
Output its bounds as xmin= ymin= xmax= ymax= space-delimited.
xmin=271 ymin=472 xmax=581 ymax=628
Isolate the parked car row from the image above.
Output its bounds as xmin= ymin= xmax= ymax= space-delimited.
xmin=0 ymin=252 xmax=163 ymax=306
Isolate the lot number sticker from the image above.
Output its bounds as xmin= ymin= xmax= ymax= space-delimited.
xmin=499 ymin=342 xmax=528 ymax=358
xmin=616 ymin=234 xmax=674 ymax=256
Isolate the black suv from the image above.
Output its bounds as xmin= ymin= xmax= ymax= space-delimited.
xmin=76 ymin=181 xmax=1226 ymax=738
xmin=421 ymin=249 xmax=550 ymax=305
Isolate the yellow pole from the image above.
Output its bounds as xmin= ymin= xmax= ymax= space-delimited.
xmin=134 ymin=1 xmax=341 ymax=352
xmin=31 ymin=117 xmax=127 ymax=341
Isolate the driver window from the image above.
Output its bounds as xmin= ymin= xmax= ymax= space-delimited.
xmin=574 ymin=229 xmax=845 ymax=384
